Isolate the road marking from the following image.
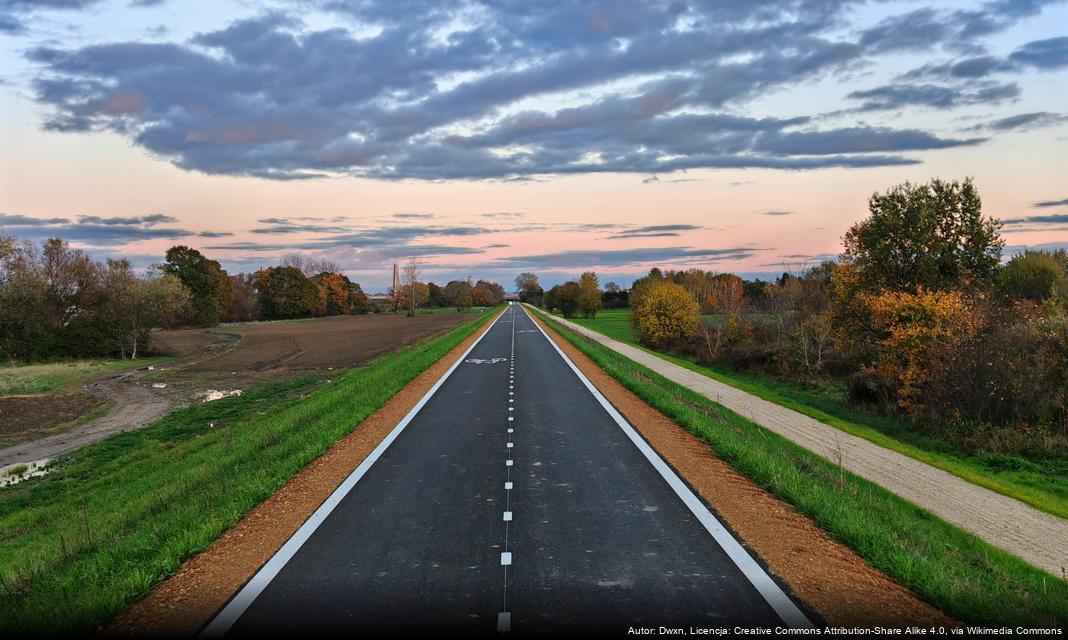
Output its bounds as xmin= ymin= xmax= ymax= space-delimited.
xmin=519 ymin=305 xmax=813 ymax=629
xmin=501 ymin=552 xmax=512 ymax=565
xmin=507 ymin=428 xmax=513 ymax=433
xmin=508 ymin=416 xmax=514 ymax=421
xmin=498 ymin=612 xmax=511 ymax=632
xmin=507 ymin=442 xmax=513 ymax=448
xmin=505 ymin=481 xmax=513 ymax=490
xmin=503 ymin=511 xmax=513 ymax=521
xmin=200 ymin=308 xmax=506 ymax=638
xmin=506 ymin=459 xmax=513 ymax=466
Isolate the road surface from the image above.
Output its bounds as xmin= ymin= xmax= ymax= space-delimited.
xmin=204 ymin=304 xmax=809 ymax=636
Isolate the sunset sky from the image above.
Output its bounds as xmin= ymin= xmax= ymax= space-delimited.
xmin=1 ymin=0 xmax=1067 ymax=291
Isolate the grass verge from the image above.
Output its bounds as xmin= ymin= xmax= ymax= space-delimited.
xmin=559 ymin=309 xmax=1068 ymax=520
xmin=0 ymin=310 xmax=496 ymax=635
xmin=0 ymin=357 xmax=171 ymax=397
xmin=535 ymin=310 xmax=1068 ymax=626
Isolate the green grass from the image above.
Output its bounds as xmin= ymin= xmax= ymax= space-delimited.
xmin=534 ymin=310 xmax=1068 ymax=626
xmin=0 ymin=357 xmax=172 ymax=397
xmin=0 ymin=310 xmax=496 ymax=635
xmin=558 ymin=309 xmax=1068 ymax=520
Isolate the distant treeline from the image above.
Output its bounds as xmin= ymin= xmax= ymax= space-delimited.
xmin=0 ymin=238 xmax=505 ymax=362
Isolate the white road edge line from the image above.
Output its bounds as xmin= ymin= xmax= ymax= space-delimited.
xmin=200 ymin=308 xmax=508 ymax=638
xmin=519 ymin=304 xmax=813 ymax=629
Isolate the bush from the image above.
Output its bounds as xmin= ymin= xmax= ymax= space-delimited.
xmin=997 ymin=251 xmax=1068 ymax=305
xmin=631 ymin=282 xmax=698 ymax=349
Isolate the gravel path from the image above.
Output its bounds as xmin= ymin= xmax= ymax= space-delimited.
xmin=548 ymin=313 xmax=1068 ymax=577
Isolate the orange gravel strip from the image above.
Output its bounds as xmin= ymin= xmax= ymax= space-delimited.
xmin=529 ymin=311 xmax=953 ymax=627
xmin=104 ymin=309 xmax=504 ymax=637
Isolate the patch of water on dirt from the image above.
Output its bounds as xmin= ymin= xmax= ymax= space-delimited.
xmin=0 ymin=458 xmax=51 ymax=487
xmin=200 ymin=389 xmax=243 ymax=402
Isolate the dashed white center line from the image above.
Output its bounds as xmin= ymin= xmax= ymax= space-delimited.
xmin=503 ymin=511 xmax=513 ymax=521
xmin=500 ymin=552 xmax=512 ymax=566
xmin=505 ymin=481 xmax=513 ymax=490
xmin=507 ymin=442 xmax=514 ymax=448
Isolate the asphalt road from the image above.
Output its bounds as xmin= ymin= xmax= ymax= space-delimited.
xmin=206 ymin=304 xmax=809 ymax=637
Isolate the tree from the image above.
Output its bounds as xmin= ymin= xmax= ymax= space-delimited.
xmin=282 ymin=254 xmax=340 ymax=278
xmin=578 ymin=271 xmax=603 ymax=319
xmin=162 ymin=246 xmax=233 ymax=326
xmin=97 ymin=260 xmax=189 ymax=359
xmin=444 ymin=279 xmax=474 ymax=311
xmin=401 ymin=256 xmax=422 ymax=316
xmin=997 ymin=251 xmax=1068 ymax=305
xmin=227 ymin=273 xmax=259 ymax=322
xmin=348 ymin=280 xmax=371 ymax=314
xmin=632 ymin=282 xmax=699 ymax=349
xmin=40 ymin=238 xmax=101 ymax=329
xmin=313 ymin=272 xmax=350 ymax=315
xmin=842 ymin=178 xmax=1003 ymax=294
xmin=515 ymin=272 xmax=543 ymax=304
xmin=254 ymin=266 xmax=325 ymax=319
xmin=554 ymin=281 xmax=581 ymax=318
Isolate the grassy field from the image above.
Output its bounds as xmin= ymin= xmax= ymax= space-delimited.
xmin=534 ymin=310 xmax=1068 ymax=626
xmin=0 ymin=310 xmax=496 ymax=635
xmin=0 ymin=358 xmax=171 ymax=397
xmin=559 ymin=309 xmax=1068 ymax=520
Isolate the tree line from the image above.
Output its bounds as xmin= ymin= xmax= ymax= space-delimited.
xmin=0 ymin=238 xmax=506 ymax=362
xmin=537 ymin=178 xmax=1068 ymax=456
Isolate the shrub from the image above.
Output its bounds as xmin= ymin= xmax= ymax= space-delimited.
xmin=997 ymin=251 xmax=1068 ymax=305
xmin=632 ymin=282 xmax=698 ymax=349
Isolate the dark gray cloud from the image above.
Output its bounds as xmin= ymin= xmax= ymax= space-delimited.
xmin=611 ymin=224 xmax=702 ymax=239
xmin=971 ymin=111 xmax=1068 ymax=132
xmin=1010 ymin=36 xmax=1068 ymax=70
xmin=21 ymin=0 xmax=1043 ymax=180
xmin=1002 ymin=214 xmax=1068 ymax=225
xmin=847 ymin=81 xmax=1020 ymax=111
xmin=761 ymin=210 xmax=794 ymax=216
xmin=1032 ymin=197 xmax=1068 ymax=208
xmin=0 ymin=0 xmax=104 ymax=34
xmin=0 ymin=211 xmax=199 ymax=245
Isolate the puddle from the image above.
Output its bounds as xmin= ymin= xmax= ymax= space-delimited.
xmin=0 ymin=458 xmax=52 ymax=487
xmin=200 ymin=389 xmax=243 ymax=402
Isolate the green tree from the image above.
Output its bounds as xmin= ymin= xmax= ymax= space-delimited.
xmin=578 ymin=271 xmax=603 ymax=319
xmin=997 ymin=251 xmax=1068 ymax=305
xmin=842 ymin=178 xmax=1003 ymax=293
xmin=162 ymin=246 xmax=233 ymax=326
xmin=554 ymin=281 xmax=581 ymax=318
xmin=254 ymin=266 xmax=326 ymax=319
xmin=515 ymin=272 xmax=543 ymax=304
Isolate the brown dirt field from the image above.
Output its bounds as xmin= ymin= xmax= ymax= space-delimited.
xmin=0 ymin=393 xmax=108 ymax=447
xmin=105 ymin=309 xmax=505 ymax=638
xmin=528 ymin=310 xmax=953 ymax=627
xmin=157 ymin=313 xmax=476 ymax=373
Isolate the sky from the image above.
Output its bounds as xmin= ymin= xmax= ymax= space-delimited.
xmin=0 ymin=0 xmax=1066 ymax=292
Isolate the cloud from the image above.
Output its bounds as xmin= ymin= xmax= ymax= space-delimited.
xmin=22 ymin=1 xmax=1026 ymax=180
xmin=761 ymin=210 xmax=794 ymax=216
xmin=0 ymin=0 xmax=104 ymax=34
xmin=1009 ymin=36 xmax=1068 ymax=70
xmin=391 ymin=213 xmax=434 ymax=220
xmin=490 ymin=246 xmax=762 ymax=269
xmin=847 ymin=81 xmax=1019 ymax=111
xmin=1002 ymin=214 xmax=1068 ymax=225
xmin=0 ymin=211 xmax=198 ymax=245
xmin=611 ymin=224 xmax=702 ymax=239
xmin=1032 ymin=197 xmax=1068 ymax=208
xmin=970 ymin=111 xmax=1068 ymax=132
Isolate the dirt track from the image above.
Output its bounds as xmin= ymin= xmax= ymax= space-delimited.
xmin=0 ymin=312 xmax=480 ymax=469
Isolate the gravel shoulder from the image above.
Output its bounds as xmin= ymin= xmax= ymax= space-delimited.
xmin=548 ymin=313 xmax=1068 ymax=577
